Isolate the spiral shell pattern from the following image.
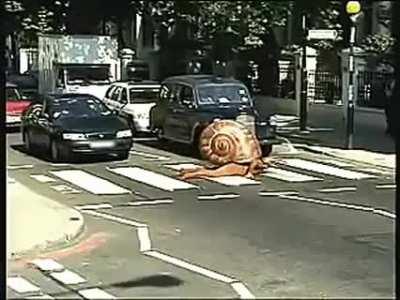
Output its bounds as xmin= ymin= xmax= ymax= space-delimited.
xmin=199 ymin=120 xmax=262 ymax=166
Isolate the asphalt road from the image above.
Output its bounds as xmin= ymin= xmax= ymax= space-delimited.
xmin=7 ymin=131 xmax=395 ymax=299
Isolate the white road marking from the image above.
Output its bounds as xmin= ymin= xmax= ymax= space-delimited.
xmin=109 ymin=167 xmax=197 ymax=191
xmin=164 ymin=163 xmax=202 ymax=171
xmin=50 ymin=170 xmax=130 ymax=195
xmin=31 ymin=259 xmax=64 ymax=272
xmin=127 ymin=199 xmax=174 ymax=206
xmin=81 ymin=210 xmax=147 ymax=227
xmin=279 ymin=194 xmax=396 ymax=219
xmin=318 ymin=187 xmax=357 ymax=193
xmin=262 ymin=167 xmax=323 ymax=182
xmin=198 ymin=194 xmax=240 ymax=200
xmin=7 ymin=165 xmax=34 ymax=170
xmin=281 ymin=159 xmax=376 ymax=180
xmin=144 ymin=250 xmax=236 ymax=283
xmin=25 ymin=294 xmax=55 ymax=299
xmin=30 ymin=175 xmax=56 ymax=183
xmin=137 ymin=227 xmax=152 ymax=252
xmin=230 ymin=282 xmax=256 ymax=299
xmin=318 ymin=159 xmax=351 ymax=167
xmin=130 ymin=150 xmax=170 ymax=161
xmin=78 ymin=288 xmax=116 ymax=299
xmin=376 ymin=184 xmax=396 ymax=189
xmin=49 ymin=269 xmax=86 ymax=285
xmin=50 ymin=163 xmax=70 ymax=167
xmin=132 ymin=137 xmax=158 ymax=142
xmin=75 ymin=203 xmax=113 ymax=210
xmin=258 ymin=191 xmax=299 ymax=197
xmin=50 ymin=185 xmax=81 ymax=194
xmin=207 ymin=176 xmax=259 ymax=186
xmin=7 ymin=277 xmax=41 ymax=293
xmin=8 ymin=176 xmax=16 ymax=184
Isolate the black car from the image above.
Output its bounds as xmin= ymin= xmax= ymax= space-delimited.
xmin=21 ymin=93 xmax=133 ymax=162
xmin=150 ymin=75 xmax=279 ymax=155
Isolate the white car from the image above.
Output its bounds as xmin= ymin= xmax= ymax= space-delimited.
xmin=103 ymin=81 xmax=161 ymax=133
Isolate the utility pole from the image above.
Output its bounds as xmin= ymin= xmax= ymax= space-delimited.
xmin=299 ymin=13 xmax=308 ymax=132
xmin=345 ymin=1 xmax=361 ymax=149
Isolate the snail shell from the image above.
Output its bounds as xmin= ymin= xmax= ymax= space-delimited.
xmin=199 ymin=120 xmax=262 ymax=166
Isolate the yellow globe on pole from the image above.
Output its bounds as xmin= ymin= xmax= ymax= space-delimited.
xmin=346 ymin=1 xmax=361 ymax=15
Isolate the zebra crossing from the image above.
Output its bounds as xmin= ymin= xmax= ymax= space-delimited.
xmin=12 ymin=154 xmax=393 ymax=205
xmin=7 ymin=259 xmax=116 ymax=299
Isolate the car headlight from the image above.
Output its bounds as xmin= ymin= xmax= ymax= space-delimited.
xmin=62 ymin=133 xmax=87 ymax=140
xmin=116 ymin=129 xmax=132 ymax=138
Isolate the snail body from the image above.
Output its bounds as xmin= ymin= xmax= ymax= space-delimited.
xmin=179 ymin=120 xmax=273 ymax=180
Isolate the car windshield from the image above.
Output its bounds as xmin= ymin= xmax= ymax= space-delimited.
xmin=197 ymin=84 xmax=251 ymax=105
xmin=129 ymin=88 xmax=160 ymax=103
xmin=65 ymin=66 xmax=110 ymax=85
xmin=6 ymin=88 xmax=21 ymax=101
xmin=51 ymin=97 xmax=112 ymax=119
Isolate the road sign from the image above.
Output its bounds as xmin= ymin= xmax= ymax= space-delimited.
xmin=307 ymin=29 xmax=338 ymax=40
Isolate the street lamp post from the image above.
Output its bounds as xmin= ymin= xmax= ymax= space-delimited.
xmin=299 ymin=13 xmax=308 ymax=132
xmin=345 ymin=1 xmax=361 ymax=149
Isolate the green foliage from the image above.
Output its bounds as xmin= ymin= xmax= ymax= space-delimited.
xmin=360 ymin=33 xmax=395 ymax=55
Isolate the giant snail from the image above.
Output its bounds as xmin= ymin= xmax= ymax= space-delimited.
xmin=178 ymin=119 xmax=278 ymax=180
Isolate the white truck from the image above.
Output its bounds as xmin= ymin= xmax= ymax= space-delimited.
xmin=38 ymin=34 xmax=120 ymax=99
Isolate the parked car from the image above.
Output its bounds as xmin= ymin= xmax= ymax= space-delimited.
xmin=103 ymin=81 xmax=161 ymax=133
xmin=21 ymin=93 xmax=133 ymax=162
xmin=6 ymin=82 xmax=32 ymax=128
xmin=149 ymin=75 xmax=279 ymax=155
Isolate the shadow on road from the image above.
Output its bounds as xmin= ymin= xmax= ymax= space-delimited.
xmin=47 ymin=274 xmax=184 ymax=297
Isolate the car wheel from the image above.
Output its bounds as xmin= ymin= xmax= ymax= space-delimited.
xmin=50 ymin=140 xmax=63 ymax=162
xmin=117 ymin=151 xmax=129 ymax=160
xmin=24 ymin=130 xmax=32 ymax=153
xmin=261 ymin=144 xmax=273 ymax=157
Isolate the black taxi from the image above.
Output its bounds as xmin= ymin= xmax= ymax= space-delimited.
xmin=149 ymin=75 xmax=279 ymax=155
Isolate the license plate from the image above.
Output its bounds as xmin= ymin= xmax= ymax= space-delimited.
xmin=90 ymin=141 xmax=115 ymax=149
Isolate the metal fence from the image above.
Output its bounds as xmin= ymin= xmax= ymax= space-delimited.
xmin=356 ymin=71 xmax=395 ymax=108
xmin=307 ymin=70 xmax=341 ymax=104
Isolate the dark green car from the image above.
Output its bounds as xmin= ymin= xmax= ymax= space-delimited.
xmin=150 ymin=75 xmax=279 ymax=156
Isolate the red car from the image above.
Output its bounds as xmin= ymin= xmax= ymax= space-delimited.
xmin=6 ymin=82 xmax=32 ymax=128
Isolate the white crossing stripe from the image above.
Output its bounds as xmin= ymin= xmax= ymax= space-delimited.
xmin=127 ymin=199 xmax=174 ymax=206
xmin=25 ymin=294 xmax=55 ymax=299
xmin=207 ymin=176 xmax=259 ymax=186
xmin=7 ymin=165 xmax=34 ymax=170
xmin=132 ymin=137 xmax=158 ymax=142
xmin=75 ymin=203 xmax=113 ymax=210
xmin=78 ymin=288 xmax=116 ymax=299
xmin=281 ymin=159 xmax=376 ymax=180
xmin=50 ymin=184 xmax=81 ymax=194
xmin=262 ymin=167 xmax=323 ymax=182
xmin=50 ymin=269 xmax=86 ymax=285
xmin=198 ymin=194 xmax=240 ymax=200
xmin=50 ymin=170 xmax=131 ymax=195
xmin=130 ymin=150 xmax=170 ymax=161
xmin=258 ymin=191 xmax=299 ymax=197
xmin=137 ymin=227 xmax=152 ymax=252
xmin=81 ymin=210 xmax=147 ymax=227
xmin=230 ymin=282 xmax=256 ymax=299
xmin=109 ymin=167 xmax=197 ymax=191
xmin=7 ymin=277 xmax=41 ymax=294
xmin=318 ymin=186 xmax=357 ymax=193
xmin=31 ymin=259 xmax=64 ymax=272
xmin=8 ymin=176 xmax=16 ymax=184
xmin=144 ymin=250 xmax=236 ymax=283
xmin=279 ymin=194 xmax=396 ymax=219
xmin=164 ymin=163 xmax=203 ymax=171
xmin=30 ymin=175 xmax=57 ymax=183
xmin=317 ymin=159 xmax=351 ymax=167
xmin=376 ymin=184 xmax=396 ymax=189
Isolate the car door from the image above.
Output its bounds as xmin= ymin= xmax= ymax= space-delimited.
xmin=163 ymin=84 xmax=193 ymax=142
xmin=32 ymin=100 xmax=52 ymax=149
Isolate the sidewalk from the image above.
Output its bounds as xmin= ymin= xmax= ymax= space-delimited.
xmin=7 ymin=178 xmax=85 ymax=259
xmin=255 ymin=95 xmax=396 ymax=170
